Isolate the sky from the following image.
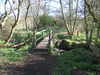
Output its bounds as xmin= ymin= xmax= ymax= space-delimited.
xmin=48 ymin=0 xmax=60 ymax=15
xmin=0 ymin=0 xmax=18 ymax=16
xmin=0 ymin=0 xmax=84 ymax=16
xmin=44 ymin=0 xmax=84 ymax=16
xmin=0 ymin=0 xmax=5 ymax=15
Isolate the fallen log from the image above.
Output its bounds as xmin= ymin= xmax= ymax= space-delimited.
xmin=0 ymin=35 xmax=47 ymax=48
xmin=0 ymin=37 xmax=32 ymax=48
xmin=0 ymin=44 xmax=11 ymax=47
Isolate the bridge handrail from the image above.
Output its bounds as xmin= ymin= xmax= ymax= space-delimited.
xmin=36 ymin=29 xmax=49 ymax=45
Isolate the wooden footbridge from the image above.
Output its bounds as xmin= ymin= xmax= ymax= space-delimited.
xmin=31 ymin=30 xmax=53 ymax=55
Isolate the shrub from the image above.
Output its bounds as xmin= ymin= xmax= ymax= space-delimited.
xmin=39 ymin=15 xmax=54 ymax=26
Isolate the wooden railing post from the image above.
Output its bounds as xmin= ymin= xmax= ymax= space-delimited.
xmin=32 ymin=30 xmax=36 ymax=48
xmin=42 ymin=31 xmax=44 ymax=38
xmin=48 ymin=29 xmax=52 ymax=50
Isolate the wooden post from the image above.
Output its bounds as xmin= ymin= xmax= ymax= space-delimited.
xmin=48 ymin=24 xmax=52 ymax=50
xmin=48 ymin=28 xmax=51 ymax=48
xmin=42 ymin=31 xmax=44 ymax=38
xmin=32 ymin=30 xmax=36 ymax=48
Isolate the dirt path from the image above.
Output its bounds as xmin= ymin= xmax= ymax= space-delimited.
xmin=23 ymin=54 xmax=55 ymax=75
xmin=0 ymin=36 xmax=55 ymax=75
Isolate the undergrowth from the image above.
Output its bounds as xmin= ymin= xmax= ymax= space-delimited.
xmin=53 ymin=48 xmax=100 ymax=75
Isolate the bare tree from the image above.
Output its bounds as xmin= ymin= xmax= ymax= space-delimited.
xmin=29 ymin=0 xmax=41 ymax=48
xmin=59 ymin=0 xmax=70 ymax=34
xmin=84 ymin=0 xmax=96 ymax=47
xmin=59 ymin=0 xmax=80 ymax=38
xmin=6 ymin=0 xmax=22 ymax=42
xmin=24 ymin=0 xmax=30 ymax=31
xmin=84 ymin=0 xmax=98 ymax=22
xmin=72 ymin=0 xmax=79 ymax=33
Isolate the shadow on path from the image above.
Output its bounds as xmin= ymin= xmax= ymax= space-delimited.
xmin=0 ymin=54 xmax=55 ymax=75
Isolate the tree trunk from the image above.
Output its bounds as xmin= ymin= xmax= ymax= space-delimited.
xmin=59 ymin=0 xmax=70 ymax=33
xmin=6 ymin=0 xmax=21 ymax=43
